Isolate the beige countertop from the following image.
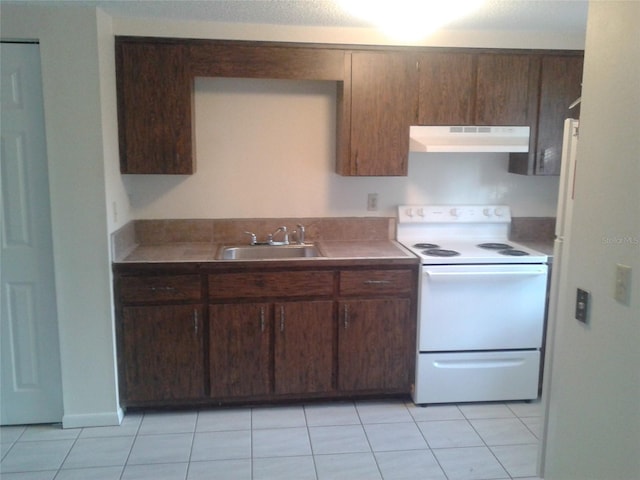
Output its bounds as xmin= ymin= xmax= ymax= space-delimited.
xmin=516 ymin=239 xmax=554 ymax=257
xmin=112 ymin=218 xmax=418 ymax=266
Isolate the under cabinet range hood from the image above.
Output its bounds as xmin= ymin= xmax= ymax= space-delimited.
xmin=409 ymin=126 xmax=530 ymax=153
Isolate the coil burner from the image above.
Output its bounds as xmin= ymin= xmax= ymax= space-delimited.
xmin=423 ymin=248 xmax=460 ymax=257
xmin=414 ymin=243 xmax=440 ymax=249
xmin=498 ymin=249 xmax=530 ymax=256
xmin=477 ymin=243 xmax=513 ymax=250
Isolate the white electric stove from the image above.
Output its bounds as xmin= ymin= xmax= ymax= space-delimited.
xmin=397 ymin=205 xmax=549 ymax=404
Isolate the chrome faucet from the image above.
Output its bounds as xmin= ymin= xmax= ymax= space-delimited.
xmin=268 ymin=226 xmax=289 ymax=245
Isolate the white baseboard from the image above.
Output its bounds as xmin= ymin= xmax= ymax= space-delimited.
xmin=62 ymin=407 xmax=124 ymax=429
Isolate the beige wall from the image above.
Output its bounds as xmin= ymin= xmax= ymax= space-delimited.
xmin=543 ymin=2 xmax=640 ymax=478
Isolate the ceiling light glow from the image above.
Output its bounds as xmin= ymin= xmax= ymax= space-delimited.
xmin=339 ymin=0 xmax=486 ymax=41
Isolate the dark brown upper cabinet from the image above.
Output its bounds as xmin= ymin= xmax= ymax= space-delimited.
xmin=116 ymin=40 xmax=194 ymax=174
xmin=417 ymin=52 xmax=475 ymax=125
xmin=417 ymin=52 xmax=539 ymax=127
xmin=475 ymin=53 xmax=540 ymax=126
xmin=509 ymin=54 xmax=584 ymax=175
xmin=115 ymin=38 xmax=344 ymax=175
xmin=115 ymin=37 xmax=582 ymax=177
xmin=188 ymin=42 xmax=345 ymax=80
xmin=336 ymin=51 xmax=419 ymax=176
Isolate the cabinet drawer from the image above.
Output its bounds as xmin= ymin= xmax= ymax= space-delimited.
xmin=118 ymin=275 xmax=202 ymax=303
xmin=339 ymin=270 xmax=413 ymax=296
xmin=209 ymin=271 xmax=334 ymax=299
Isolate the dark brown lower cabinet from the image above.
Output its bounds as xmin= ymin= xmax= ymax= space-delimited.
xmin=338 ymin=298 xmax=412 ymax=392
xmin=209 ymin=303 xmax=272 ymax=398
xmin=115 ymin=265 xmax=417 ymax=406
xmin=273 ymin=301 xmax=335 ymax=395
xmin=122 ymin=305 xmax=204 ymax=403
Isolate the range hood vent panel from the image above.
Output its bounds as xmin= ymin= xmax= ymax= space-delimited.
xmin=409 ymin=126 xmax=530 ymax=153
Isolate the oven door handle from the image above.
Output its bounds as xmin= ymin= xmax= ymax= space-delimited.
xmin=425 ymin=270 xmax=546 ymax=278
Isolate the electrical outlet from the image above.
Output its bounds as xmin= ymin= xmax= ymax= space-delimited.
xmin=367 ymin=193 xmax=378 ymax=211
xmin=614 ymin=264 xmax=632 ymax=305
xmin=575 ymin=288 xmax=590 ymax=323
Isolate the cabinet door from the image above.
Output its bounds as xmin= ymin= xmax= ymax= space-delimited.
xmin=417 ymin=52 xmax=474 ymax=125
xmin=345 ymin=51 xmax=418 ymax=176
xmin=117 ymin=41 xmax=193 ymax=174
xmin=338 ymin=298 xmax=412 ymax=392
xmin=274 ymin=301 xmax=334 ymax=395
xmin=475 ymin=54 xmax=539 ymax=126
xmin=533 ymin=55 xmax=584 ymax=175
xmin=209 ymin=303 xmax=272 ymax=398
xmin=121 ymin=305 xmax=204 ymax=403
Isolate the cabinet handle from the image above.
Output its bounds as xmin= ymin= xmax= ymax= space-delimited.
xmin=151 ymin=286 xmax=175 ymax=292
xmin=194 ymin=309 xmax=199 ymax=335
xmin=343 ymin=304 xmax=349 ymax=329
xmin=363 ymin=280 xmax=391 ymax=285
xmin=260 ymin=307 xmax=265 ymax=333
xmin=538 ymin=150 xmax=546 ymax=173
xmin=280 ymin=306 xmax=285 ymax=332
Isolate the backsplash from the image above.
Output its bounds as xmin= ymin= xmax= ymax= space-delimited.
xmin=510 ymin=217 xmax=556 ymax=242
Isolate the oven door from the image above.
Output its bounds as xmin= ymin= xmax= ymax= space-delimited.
xmin=419 ymin=264 xmax=548 ymax=351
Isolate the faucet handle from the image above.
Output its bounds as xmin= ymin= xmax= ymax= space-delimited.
xmin=244 ymin=231 xmax=257 ymax=245
xmin=295 ymin=224 xmax=306 ymax=244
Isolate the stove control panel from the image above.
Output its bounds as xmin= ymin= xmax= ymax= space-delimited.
xmin=398 ymin=205 xmax=512 ymax=223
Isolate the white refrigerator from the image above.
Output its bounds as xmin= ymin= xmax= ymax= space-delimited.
xmin=538 ymin=118 xmax=579 ymax=473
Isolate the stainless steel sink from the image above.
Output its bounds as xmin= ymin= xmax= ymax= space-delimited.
xmin=219 ymin=244 xmax=323 ymax=260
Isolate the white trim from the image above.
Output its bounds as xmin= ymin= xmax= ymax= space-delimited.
xmin=62 ymin=407 xmax=124 ymax=429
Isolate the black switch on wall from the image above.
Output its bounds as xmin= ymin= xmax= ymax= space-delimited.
xmin=575 ymin=288 xmax=590 ymax=323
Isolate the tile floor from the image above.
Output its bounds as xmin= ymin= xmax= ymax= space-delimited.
xmin=0 ymin=398 xmax=543 ymax=480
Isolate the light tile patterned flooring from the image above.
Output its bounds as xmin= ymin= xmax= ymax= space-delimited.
xmin=0 ymin=398 xmax=543 ymax=480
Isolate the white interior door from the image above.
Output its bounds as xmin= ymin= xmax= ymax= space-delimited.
xmin=1 ymin=42 xmax=63 ymax=425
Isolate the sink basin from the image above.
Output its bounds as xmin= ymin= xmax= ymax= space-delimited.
xmin=219 ymin=244 xmax=323 ymax=260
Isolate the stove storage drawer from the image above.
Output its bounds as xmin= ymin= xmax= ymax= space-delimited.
xmin=339 ymin=269 xmax=413 ymax=296
xmin=414 ymin=350 xmax=540 ymax=404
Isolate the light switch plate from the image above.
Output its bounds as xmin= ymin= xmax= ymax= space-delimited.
xmin=367 ymin=193 xmax=378 ymax=211
xmin=575 ymin=288 xmax=589 ymax=323
xmin=614 ymin=264 xmax=632 ymax=305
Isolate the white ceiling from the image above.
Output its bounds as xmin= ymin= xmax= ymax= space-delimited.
xmin=15 ymin=0 xmax=589 ymax=34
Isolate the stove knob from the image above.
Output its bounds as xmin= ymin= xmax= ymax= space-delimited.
xmin=405 ymin=208 xmax=414 ymax=217
xmin=494 ymin=208 xmax=504 ymax=217
xmin=417 ymin=208 xmax=425 ymax=217
xmin=483 ymin=208 xmax=492 ymax=217
xmin=450 ymin=208 xmax=460 ymax=218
